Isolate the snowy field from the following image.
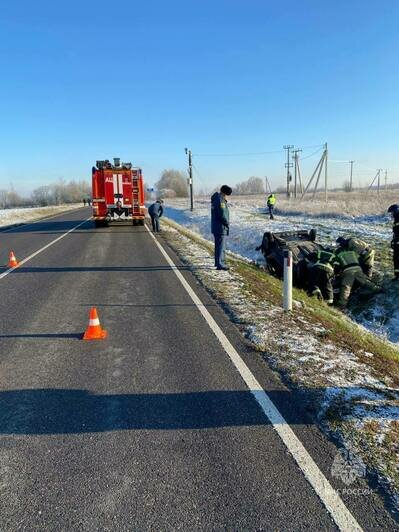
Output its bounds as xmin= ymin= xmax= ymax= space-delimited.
xmin=0 ymin=204 xmax=82 ymax=228
xmin=163 ymin=194 xmax=399 ymax=343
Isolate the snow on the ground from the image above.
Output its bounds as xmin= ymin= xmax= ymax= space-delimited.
xmin=164 ymin=196 xmax=392 ymax=261
xmin=162 ymin=220 xmax=399 ymax=510
xmin=163 ymin=196 xmax=397 ymax=342
xmin=0 ymin=204 xmax=81 ymax=228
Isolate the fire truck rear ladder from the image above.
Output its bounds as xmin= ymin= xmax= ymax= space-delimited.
xmin=132 ymin=171 xmax=141 ymax=219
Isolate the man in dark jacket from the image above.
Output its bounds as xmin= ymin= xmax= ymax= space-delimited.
xmin=388 ymin=204 xmax=399 ymax=280
xmin=148 ymin=200 xmax=164 ymax=232
xmin=211 ymin=185 xmax=232 ymax=270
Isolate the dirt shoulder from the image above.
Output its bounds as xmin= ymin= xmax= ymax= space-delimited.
xmin=161 ymin=216 xmax=399 ymax=514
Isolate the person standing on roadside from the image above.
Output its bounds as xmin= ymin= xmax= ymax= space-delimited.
xmin=148 ymin=199 xmax=164 ymax=232
xmin=388 ymin=204 xmax=399 ymax=280
xmin=267 ymin=193 xmax=276 ymax=220
xmin=211 ymin=185 xmax=232 ymax=270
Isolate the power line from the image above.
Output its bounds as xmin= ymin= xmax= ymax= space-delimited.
xmin=192 ymin=143 xmax=324 ymax=158
xmin=191 ymin=164 xmax=208 ymax=189
xmin=192 ymin=149 xmax=283 ymax=157
xmin=300 ymin=143 xmax=325 ymax=150
xmin=300 ymin=146 xmax=324 ymax=160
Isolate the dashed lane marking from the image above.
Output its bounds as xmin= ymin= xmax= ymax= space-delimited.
xmin=0 ymin=217 xmax=92 ymax=280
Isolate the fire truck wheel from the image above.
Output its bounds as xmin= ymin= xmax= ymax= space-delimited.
xmin=139 ymin=219 xmax=145 ymax=226
xmin=132 ymin=220 xmax=137 ymax=226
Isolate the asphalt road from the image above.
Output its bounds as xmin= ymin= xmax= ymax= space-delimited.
xmin=0 ymin=208 xmax=396 ymax=531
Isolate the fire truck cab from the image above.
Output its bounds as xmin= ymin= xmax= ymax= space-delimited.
xmin=92 ymin=158 xmax=145 ymax=226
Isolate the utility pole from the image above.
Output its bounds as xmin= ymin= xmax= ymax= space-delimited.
xmin=349 ymin=160 xmax=354 ymax=192
xmin=265 ymin=176 xmax=272 ymax=194
xmin=185 ymin=147 xmax=194 ymax=211
xmin=292 ymin=148 xmax=302 ymax=199
xmin=367 ymin=170 xmax=382 ymax=195
xmin=283 ymin=145 xmax=294 ymax=198
xmin=377 ymin=168 xmax=383 ymax=195
xmin=385 ymin=170 xmax=388 ymax=190
xmin=324 ymin=142 xmax=328 ymax=202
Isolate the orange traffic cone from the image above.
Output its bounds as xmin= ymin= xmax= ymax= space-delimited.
xmin=83 ymin=307 xmax=108 ymax=340
xmin=8 ymin=251 xmax=19 ymax=268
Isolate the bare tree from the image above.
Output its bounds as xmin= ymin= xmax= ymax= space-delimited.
xmin=156 ymin=169 xmax=188 ymax=197
xmin=234 ymin=176 xmax=265 ymax=195
xmin=158 ymin=188 xmax=177 ymax=198
xmin=31 ymin=186 xmax=53 ymax=206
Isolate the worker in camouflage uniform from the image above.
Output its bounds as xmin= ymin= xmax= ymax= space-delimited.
xmin=307 ymin=250 xmax=335 ymax=304
xmin=334 ymin=247 xmax=381 ymax=308
xmin=388 ymin=204 xmax=399 ymax=281
xmin=211 ymin=185 xmax=232 ymax=270
xmin=336 ymin=236 xmax=375 ymax=278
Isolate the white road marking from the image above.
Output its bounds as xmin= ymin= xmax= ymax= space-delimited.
xmin=0 ymin=207 xmax=86 ymax=234
xmin=0 ymin=217 xmax=92 ymax=280
xmin=144 ymin=224 xmax=362 ymax=532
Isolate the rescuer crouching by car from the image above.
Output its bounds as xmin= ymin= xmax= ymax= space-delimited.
xmin=335 ymin=236 xmax=375 ymax=278
xmin=305 ymin=239 xmax=380 ymax=308
xmin=307 ymin=250 xmax=335 ymax=304
xmin=333 ymin=246 xmax=381 ymax=309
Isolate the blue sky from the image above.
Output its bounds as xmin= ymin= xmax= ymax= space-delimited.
xmin=0 ymin=0 xmax=398 ymax=194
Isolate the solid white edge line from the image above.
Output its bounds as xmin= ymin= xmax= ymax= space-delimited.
xmin=144 ymin=223 xmax=362 ymax=532
xmin=0 ymin=217 xmax=92 ymax=280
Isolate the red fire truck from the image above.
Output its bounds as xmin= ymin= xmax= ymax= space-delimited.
xmin=91 ymin=158 xmax=146 ymax=226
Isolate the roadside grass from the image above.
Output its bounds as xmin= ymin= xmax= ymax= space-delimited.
xmin=237 ymin=261 xmax=399 ymax=382
xmin=329 ymin=415 xmax=399 ymax=496
xmin=164 ymin=217 xmax=399 ymax=387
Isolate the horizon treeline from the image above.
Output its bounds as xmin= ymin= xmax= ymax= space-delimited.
xmin=0 ymin=179 xmax=91 ymax=209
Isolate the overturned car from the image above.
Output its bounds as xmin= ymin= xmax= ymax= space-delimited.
xmin=255 ymin=229 xmax=322 ymax=288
